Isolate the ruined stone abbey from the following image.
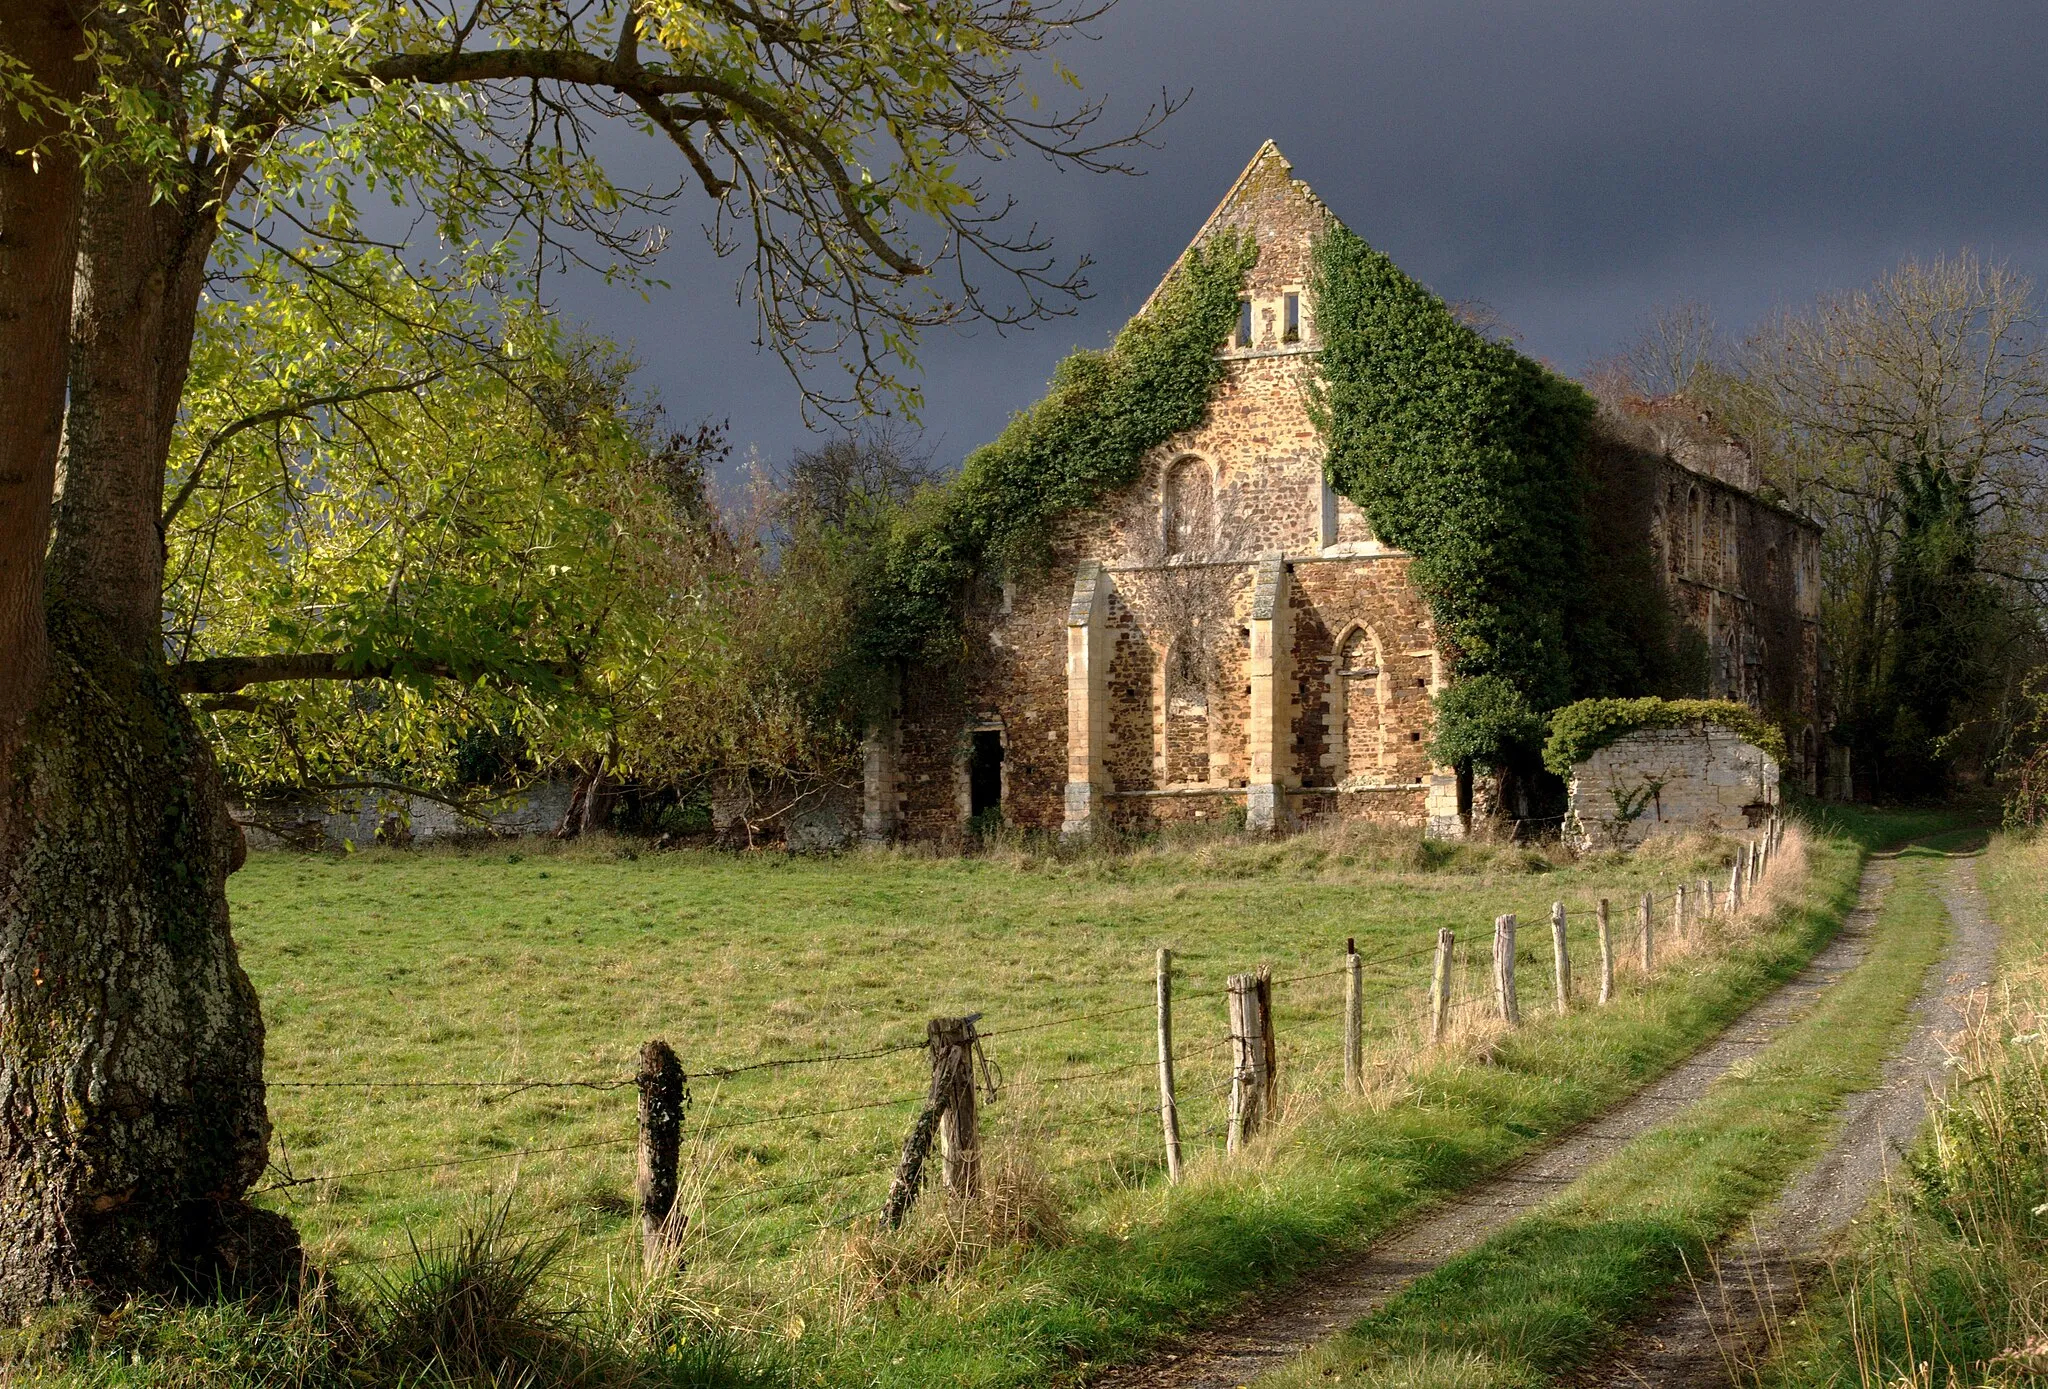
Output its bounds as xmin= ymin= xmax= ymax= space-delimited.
xmin=863 ymin=143 xmax=1827 ymax=843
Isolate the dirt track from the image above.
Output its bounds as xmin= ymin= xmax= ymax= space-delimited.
xmin=1092 ymin=857 xmax=1902 ymax=1389
xmin=1573 ymin=848 xmax=2000 ymax=1388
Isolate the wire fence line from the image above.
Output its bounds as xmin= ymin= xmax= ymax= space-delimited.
xmin=268 ymin=820 xmax=1791 ymax=1272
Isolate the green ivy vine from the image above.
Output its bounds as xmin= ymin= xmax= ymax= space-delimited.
xmin=1307 ymin=224 xmax=1601 ymax=766
xmin=854 ymin=229 xmax=1259 ymax=669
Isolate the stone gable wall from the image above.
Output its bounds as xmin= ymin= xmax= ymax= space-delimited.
xmin=1564 ymin=725 xmax=1780 ymax=850
xmin=874 ymin=145 xmax=1830 ymax=844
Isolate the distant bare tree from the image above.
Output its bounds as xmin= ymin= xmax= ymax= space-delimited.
xmin=774 ymin=424 xmax=944 ymax=533
xmin=1615 ymin=300 xmax=1725 ymax=399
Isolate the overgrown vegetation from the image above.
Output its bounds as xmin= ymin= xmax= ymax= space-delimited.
xmin=1542 ymin=697 xmax=1788 ymax=778
xmin=855 ymin=230 xmax=1258 ymax=669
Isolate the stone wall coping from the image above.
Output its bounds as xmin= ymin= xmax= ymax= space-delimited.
xmin=1102 ymin=549 xmax=1410 ymax=577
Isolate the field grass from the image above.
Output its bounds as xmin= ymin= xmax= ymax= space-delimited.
xmin=233 ymin=823 xmax=1757 ymax=1276
xmin=1253 ymin=825 xmax=1977 ymax=1389
xmin=9 ymin=808 xmax=1950 ymax=1388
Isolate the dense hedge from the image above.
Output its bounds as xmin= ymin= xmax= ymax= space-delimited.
xmin=853 ymin=231 xmax=1259 ymax=669
xmin=1543 ymin=697 xmax=1787 ymax=779
xmin=1308 ymin=225 xmax=1598 ymax=750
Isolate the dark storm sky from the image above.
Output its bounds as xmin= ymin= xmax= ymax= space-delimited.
xmin=563 ymin=0 xmax=2048 ymax=481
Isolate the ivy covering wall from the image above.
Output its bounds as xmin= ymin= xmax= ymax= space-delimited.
xmin=1307 ymin=225 xmax=1603 ymax=767
xmin=1544 ymin=697 xmax=1787 ymax=778
xmin=853 ymin=230 xmax=1259 ymax=669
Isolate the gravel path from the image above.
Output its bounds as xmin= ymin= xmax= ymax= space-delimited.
xmin=1573 ymin=849 xmax=2001 ymax=1388
xmin=1091 ymin=859 xmax=1899 ymax=1389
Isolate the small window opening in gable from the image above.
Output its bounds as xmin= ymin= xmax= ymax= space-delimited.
xmin=1282 ymin=292 xmax=1300 ymax=343
xmin=1235 ymin=298 xmax=1253 ymax=348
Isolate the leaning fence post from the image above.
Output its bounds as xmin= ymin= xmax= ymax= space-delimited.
xmin=1550 ymin=902 xmax=1571 ymax=1014
xmin=1639 ymin=891 xmax=1654 ymax=974
xmin=1674 ymin=882 xmax=1688 ymax=941
xmin=636 ymin=1039 xmax=685 ymax=1262
xmin=882 ymin=1014 xmax=977 ymax=1228
xmin=1596 ymin=899 xmax=1614 ymax=1005
xmin=1343 ymin=939 xmax=1363 ymax=1094
xmin=1156 ymin=948 xmax=1183 ymax=1185
xmin=1431 ymin=929 xmax=1454 ymax=1044
xmin=1493 ymin=914 xmax=1520 ymax=1025
xmin=1226 ymin=973 xmax=1268 ymax=1153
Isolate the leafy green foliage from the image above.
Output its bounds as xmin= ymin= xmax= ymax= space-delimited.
xmin=1427 ymin=675 xmax=1544 ymax=772
xmin=1542 ymin=697 xmax=1788 ymax=779
xmin=1308 ymin=226 xmax=1599 ymax=765
xmin=854 ymin=231 xmax=1258 ymax=669
xmin=169 ymin=250 xmax=741 ymax=798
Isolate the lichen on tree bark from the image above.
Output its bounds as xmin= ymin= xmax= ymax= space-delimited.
xmin=0 ymin=601 xmax=296 ymax=1315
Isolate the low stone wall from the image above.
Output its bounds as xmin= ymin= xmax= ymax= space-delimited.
xmin=240 ymin=780 xmax=576 ymax=851
xmin=1565 ymin=724 xmax=1778 ymax=851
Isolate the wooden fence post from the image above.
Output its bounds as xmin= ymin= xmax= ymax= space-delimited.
xmin=882 ymin=1014 xmax=979 ymax=1228
xmin=1674 ymin=882 xmax=1687 ymax=941
xmin=1550 ymin=902 xmax=1571 ymax=1014
xmin=1156 ymin=948 xmax=1183 ymax=1185
xmin=1596 ymin=899 xmax=1613 ymax=1005
xmin=1431 ymin=929 xmax=1454 ymax=1044
xmin=1701 ymin=877 xmax=1715 ymax=918
xmin=1226 ymin=973 xmax=1268 ymax=1153
xmin=1729 ymin=854 xmax=1743 ymax=912
xmin=636 ymin=1039 xmax=685 ymax=1261
xmin=1256 ymin=965 xmax=1278 ymax=1122
xmin=933 ymin=1016 xmax=980 ymax=1198
xmin=1493 ymin=914 xmax=1520 ymax=1025
xmin=1639 ymin=891 xmax=1654 ymax=974
xmin=1343 ymin=939 xmax=1363 ymax=1094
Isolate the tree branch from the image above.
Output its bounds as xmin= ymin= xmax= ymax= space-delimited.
xmin=162 ymin=372 xmax=446 ymax=533
xmin=169 ymin=649 xmax=576 ymax=694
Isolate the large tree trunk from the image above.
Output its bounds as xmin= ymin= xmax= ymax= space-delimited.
xmin=0 ymin=601 xmax=294 ymax=1312
xmin=0 ymin=134 xmax=296 ymax=1313
xmin=0 ymin=0 xmax=88 ymax=844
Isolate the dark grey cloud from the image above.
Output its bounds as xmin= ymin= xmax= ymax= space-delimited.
xmin=561 ymin=0 xmax=2048 ymax=479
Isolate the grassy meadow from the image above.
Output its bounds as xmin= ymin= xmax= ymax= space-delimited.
xmin=12 ymin=807 xmax=1949 ymax=1387
xmin=237 ymin=823 xmax=1782 ymax=1277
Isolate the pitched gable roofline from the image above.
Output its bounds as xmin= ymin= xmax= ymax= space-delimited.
xmin=1134 ymin=139 xmax=1337 ymax=317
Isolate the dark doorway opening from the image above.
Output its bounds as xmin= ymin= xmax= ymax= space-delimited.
xmin=969 ymin=730 xmax=1005 ymax=821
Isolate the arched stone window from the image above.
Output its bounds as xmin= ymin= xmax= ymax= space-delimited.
xmin=1162 ymin=632 xmax=1212 ymax=786
xmin=1327 ymin=625 xmax=1386 ymax=785
xmin=1163 ymin=456 xmax=1215 ymax=558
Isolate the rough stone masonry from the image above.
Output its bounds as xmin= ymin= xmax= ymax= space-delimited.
xmin=865 ymin=142 xmax=1827 ymax=845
